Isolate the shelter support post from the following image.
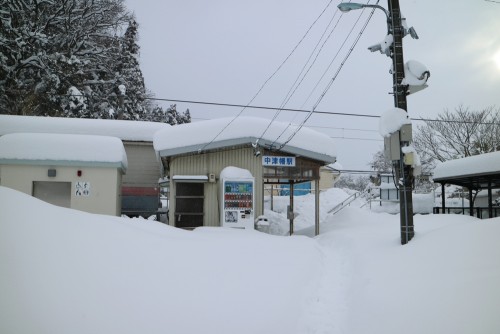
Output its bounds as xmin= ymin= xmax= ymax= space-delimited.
xmin=315 ymin=179 xmax=320 ymax=236
xmin=488 ymin=181 xmax=493 ymax=218
xmin=441 ymin=183 xmax=446 ymax=213
xmin=270 ymin=184 xmax=274 ymax=211
xmin=469 ymin=188 xmax=474 ymax=217
xmin=289 ymin=182 xmax=294 ymax=236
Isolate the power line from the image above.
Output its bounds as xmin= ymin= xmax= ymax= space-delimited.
xmin=193 ymin=116 xmax=378 ymax=133
xmin=301 ymin=1 xmax=377 ymax=109
xmin=272 ymin=2 xmax=381 ymax=149
xmin=338 ymin=169 xmax=433 ymax=176
xmin=311 ymin=125 xmax=378 ymax=132
xmin=151 ymin=97 xmax=499 ymax=125
xmin=257 ymin=3 xmax=341 ymax=143
xmin=330 ymin=136 xmax=383 ymax=141
xmin=199 ymin=0 xmax=335 ymax=153
xmin=268 ymin=3 xmax=372 ymax=147
xmin=146 ymin=96 xmax=381 ymax=119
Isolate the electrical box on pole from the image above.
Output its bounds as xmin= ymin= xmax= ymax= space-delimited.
xmin=384 ymin=133 xmax=401 ymax=161
xmin=383 ymin=124 xmax=412 ymax=161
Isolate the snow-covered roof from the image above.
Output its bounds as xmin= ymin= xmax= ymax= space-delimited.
xmin=433 ymin=151 xmax=500 ymax=191
xmin=433 ymin=151 xmax=500 ymax=180
xmin=0 ymin=133 xmax=128 ymax=172
xmin=0 ymin=115 xmax=170 ymax=142
xmin=154 ymin=117 xmax=336 ymax=163
xmin=324 ymin=162 xmax=343 ymax=171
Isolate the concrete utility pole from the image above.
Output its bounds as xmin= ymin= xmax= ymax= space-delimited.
xmin=337 ymin=0 xmax=425 ymax=244
xmin=388 ymin=0 xmax=414 ymax=244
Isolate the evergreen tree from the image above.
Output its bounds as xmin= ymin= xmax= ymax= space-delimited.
xmin=112 ymin=19 xmax=147 ymax=120
xmin=165 ymin=104 xmax=180 ymax=125
xmin=143 ymin=104 xmax=192 ymax=125
xmin=0 ymin=0 xmax=141 ymax=118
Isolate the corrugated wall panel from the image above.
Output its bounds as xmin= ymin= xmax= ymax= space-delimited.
xmin=123 ymin=142 xmax=161 ymax=187
xmin=169 ymin=147 xmax=263 ymax=227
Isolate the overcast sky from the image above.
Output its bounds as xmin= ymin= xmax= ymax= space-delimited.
xmin=124 ymin=0 xmax=500 ymax=171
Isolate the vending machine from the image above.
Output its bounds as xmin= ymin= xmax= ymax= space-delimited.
xmin=220 ymin=178 xmax=255 ymax=229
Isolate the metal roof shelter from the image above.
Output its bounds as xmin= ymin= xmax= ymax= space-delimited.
xmin=433 ymin=151 xmax=500 ymax=218
xmin=154 ymin=116 xmax=337 ymax=235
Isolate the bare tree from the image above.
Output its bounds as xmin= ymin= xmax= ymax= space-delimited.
xmin=413 ymin=105 xmax=500 ymax=169
xmin=369 ymin=149 xmax=393 ymax=173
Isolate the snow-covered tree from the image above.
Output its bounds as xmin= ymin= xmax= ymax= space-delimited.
xmin=369 ymin=149 xmax=393 ymax=174
xmin=0 ymin=0 xmax=145 ymax=118
xmin=144 ymin=104 xmax=191 ymax=125
xmin=334 ymin=174 xmax=370 ymax=192
xmin=112 ymin=19 xmax=147 ymax=120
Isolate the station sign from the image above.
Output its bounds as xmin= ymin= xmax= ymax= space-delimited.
xmin=262 ymin=156 xmax=296 ymax=167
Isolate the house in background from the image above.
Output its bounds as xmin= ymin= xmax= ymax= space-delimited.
xmin=0 ymin=115 xmax=169 ymax=217
xmin=0 ymin=133 xmax=127 ymax=216
xmin=319 ymin=162 xmax=342 ymax=190
xmin=474 ymin=189 xmax=500 ymax=207
xmin=379 ymin=173 xmax=399 ymax=202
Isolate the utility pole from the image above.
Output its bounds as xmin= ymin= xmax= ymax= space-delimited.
xmin=338 ymin=0 xmax=425 ymax=244
xmin=388 ymin=0 xmax=414 ymax=244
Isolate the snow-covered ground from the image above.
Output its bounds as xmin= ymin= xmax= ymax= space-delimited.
xmin=2 ymin=185 xmax=500 ymax=334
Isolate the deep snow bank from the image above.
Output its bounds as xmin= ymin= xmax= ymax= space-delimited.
xmin=0 ymin=186 xmax=321 ymax=334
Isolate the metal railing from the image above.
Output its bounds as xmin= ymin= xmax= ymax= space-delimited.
xmin=328 ymin=191 xmax=362 ymax=215
xmin=363 ymin=198 xmax=400 ymax=209
xmin=433 ymin=207 xmax=500 ymax=219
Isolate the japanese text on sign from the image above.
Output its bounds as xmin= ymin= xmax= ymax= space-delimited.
xmin=262 ymin=156 xmax=296 ymax=167
xmin=75 ymin=181 xmax=91 ymax=197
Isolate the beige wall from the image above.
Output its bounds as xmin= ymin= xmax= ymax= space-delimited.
xmin=317 ymin=168 xmax=341 ymax=191
xmin=0 ymin=164 xmax=122 ymax=216
xmin=168 ymin=147 xmax=263 ymax=227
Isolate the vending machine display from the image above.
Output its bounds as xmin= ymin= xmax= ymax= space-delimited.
xmin=221 ymin=179 xmax=255 ymax=229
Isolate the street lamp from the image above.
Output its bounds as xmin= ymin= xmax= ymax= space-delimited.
xmin=338 ymin=1 xmax=416 ymax=245
xmin=337 ymin=2 xmax=389 ymax=18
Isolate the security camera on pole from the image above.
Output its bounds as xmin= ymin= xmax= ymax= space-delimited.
xmin=338 ymin=0 xmax=430 ymax=245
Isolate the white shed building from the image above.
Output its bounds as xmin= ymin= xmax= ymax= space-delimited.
xmin=0 ymin=133 xmax=127 ymax=216
xmin=0 ymin=115 xmax=170 ymax=217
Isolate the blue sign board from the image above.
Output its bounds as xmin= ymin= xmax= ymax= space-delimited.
xmin=262 ymin=156 xmax=296 ymax=167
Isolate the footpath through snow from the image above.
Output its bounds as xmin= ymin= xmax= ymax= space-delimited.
xmin=300 ymin=208 xmax=500 ymax=333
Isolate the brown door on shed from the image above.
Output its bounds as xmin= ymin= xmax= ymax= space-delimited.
xmin=175 ymin=182 xmax=204 ymax=229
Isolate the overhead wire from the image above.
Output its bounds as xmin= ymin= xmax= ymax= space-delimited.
xmin=198 ymin=0 xmax=335 ymax=153
xmin=256 ymin=3 xmax=341 ymax=143
xmin=301 ymin=1 xmax=381 ymax=110
xmin=273 ymin=1 xmax=380 ymax=150
xmin=146 ymin=96 xmax=500 ymax=126
xmin=266 ymin=1 xmax=378 ymax=148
